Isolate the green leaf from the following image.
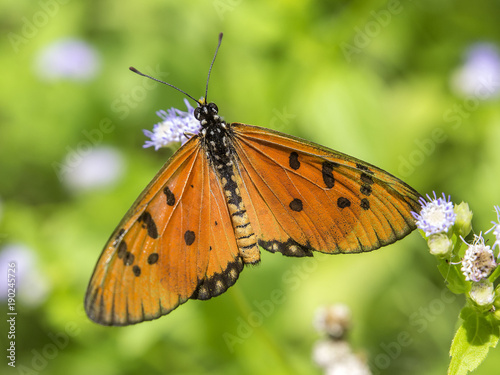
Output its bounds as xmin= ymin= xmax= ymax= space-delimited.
xmin=437 ymin=259 xmax=470 ymax=294
xmin=448 ymin=307 xmax=500 ymax=375
xmin=488 ymin=264 xmax=500 ymax=283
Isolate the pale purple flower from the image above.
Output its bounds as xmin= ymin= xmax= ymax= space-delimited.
xmin=62 ymin=146 xmax=125 ymax=192
xmin=0 ymin=243 xmax=50 ymax=306
xmin=34 ymin=38 xmax=100 ymax=81
xmin=461 ymin=234 xmax=496 ymax=282
xmin=485 ymin=205 xmax=500 ymax=252
xmin=143 ymin=99 xmax=201 ymax=150
xmin=412 ymin=192 xmax=456 ymax=237
xmin=451 ymin=43 xmax=500 ymax=99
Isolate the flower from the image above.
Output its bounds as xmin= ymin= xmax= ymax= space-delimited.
xmin=61 ymin=146 xmax=125 ymax=192
xmin=451 ymin=43 xmax=500 ymax=99
xmin=34 ymin=38 xmax=101 ymax=82
xmin=0 ymin=243 xmax=50 ymax=306
xmin=143 ymin=99 xmax=201 ymax=150
xmin=461 ymin=234 xmax=497 ymax=282
xmin=313 ymin=304 xmax=351 ymax=339
xmin=412 ymin=192 xmax=456 ymax=237
xmin=485 ymin=205 xmax=500 ymax=252
xmin=312 ymin=340 xmax=371 ymax=375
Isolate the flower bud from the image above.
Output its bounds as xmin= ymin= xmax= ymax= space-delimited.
xmin=427 ymin=233 xmax=453 ymax=258
xmin=454 ymin=202 xmax=473 ymax=237
xmin=469 ymin=280 xmax=495 ymax=306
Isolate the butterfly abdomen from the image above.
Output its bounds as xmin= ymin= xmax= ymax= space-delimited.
xmin=221 ymin=171 xmax=260 ymax=265
xmin=202 ymin=120 xmax=261 ymax=265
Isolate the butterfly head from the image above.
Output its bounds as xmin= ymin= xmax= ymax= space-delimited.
xmin=194 ymin=102 xmax=222 ymax=128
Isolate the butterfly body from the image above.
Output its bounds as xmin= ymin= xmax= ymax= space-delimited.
xmin=196 ymin=102 xmax=261 ymax=266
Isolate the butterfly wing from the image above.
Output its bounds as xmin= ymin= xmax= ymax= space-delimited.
xmin=85 ymin=137 xmax=243 ymax=326
xmin=231 ymin=123 xmax=421 ymax=256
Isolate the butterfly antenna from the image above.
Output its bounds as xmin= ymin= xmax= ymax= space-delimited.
xmin=205 ymin=32 xmax=223 ymax=103
xmin=129 ymin=67 xmax=200 ymax=105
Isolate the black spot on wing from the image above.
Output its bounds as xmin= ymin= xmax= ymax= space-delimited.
xmin=360 ymin=198 xmax=370 ymax=210
xmin=190 ymin=257 xmax=244 ymax=300
xmin=117 ymin=241 xmax=127 ymax=259
xmin=184 ymin=230 xmax=195 ymax=246
xmin=123 ymin=252 xmax=135 ymax=266
xmin=337 ymin=197 xmax=351 ymax=209
xmin=360 ymin=184 xmax=372 ymax=196
xmin=289 ymin=198 xmax=303 ymax=212
xmin=322 ymin=161 xmax=337 ymax=188
xmin=259 ymin=238 xmax=313 ymax=257
xmin=163 ymin=186 xmax=175 ymax=206
xmin=113 ymin=228 xmax=125 ymax=246
xmin=138 ymin=211 xmax=158 ymax=239
xmin=289 ymin=151 xmax=301 ymax=170
xmin=356 ymin=163 xmax=374 ymax=174
xmin=132 ymin=265 xmax=141 ymax=277
xmin=361 ymin=173 xmax=374 ymax=185
xmin=147 ymin=253 xmax=159 ymax=265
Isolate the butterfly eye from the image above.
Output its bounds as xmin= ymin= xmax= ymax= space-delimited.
xmin=208 ymin=102 xmax=218 ymax=114
xmin=194 ymin=107 xmax=201 ymax=120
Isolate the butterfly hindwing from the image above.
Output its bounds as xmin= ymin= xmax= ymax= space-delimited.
xmin=190 ymin=166 xmax=244 ymax=300
xmin=231 ymin=123 xmax=421 ymax=256
xmin=85 ymin=137 xmax=243 ymax=325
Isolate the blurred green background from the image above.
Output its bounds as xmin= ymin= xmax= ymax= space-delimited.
xmin=1 ymin=0 xmax=500 ymax=374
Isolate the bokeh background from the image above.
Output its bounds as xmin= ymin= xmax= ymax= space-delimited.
xmin=1 ymin=0 xmax=500 ymax=374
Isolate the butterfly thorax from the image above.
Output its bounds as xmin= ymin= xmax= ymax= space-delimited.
xmin=195 ymin=102 xmax=261 ymax=265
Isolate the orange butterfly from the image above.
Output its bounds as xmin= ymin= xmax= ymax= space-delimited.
xmin=85 ymin=34 xmax=421 ymax=326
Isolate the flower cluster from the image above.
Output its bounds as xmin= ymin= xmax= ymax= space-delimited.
xmin=412 ymin=193 xmax=500 ymax=309
xmin=143 ymin=99 xmax=201 ymax=150
xmin=312 ymin=304 xmax=371 ymax=375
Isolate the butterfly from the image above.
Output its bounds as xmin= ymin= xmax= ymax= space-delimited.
xmin=85 ymin=33 xmax=422 ymax=326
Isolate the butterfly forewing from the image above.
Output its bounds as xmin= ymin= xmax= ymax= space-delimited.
xmin=86 ymin=136 xmax=245 ymax=325
xmin=231 ymin=123 xmax=421 ymax=255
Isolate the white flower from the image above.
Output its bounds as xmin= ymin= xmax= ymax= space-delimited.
xmin=461 ymin=234 xmax=496 ymax=282
xmin=412 ymin=192 xmax=456 ymax=237
xmin=312 ymin=340 xmax=371 ymax=375
xmin=313 ymin=304 xmax=351 ymax=339
xmin=143 ymin=99 xmax=201 ymax=150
